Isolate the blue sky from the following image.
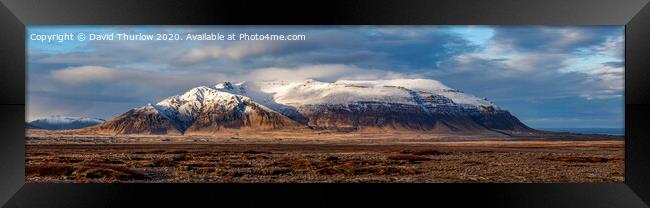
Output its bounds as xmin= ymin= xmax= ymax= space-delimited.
xmin=26 ymin=26 xmax=624 ymax=128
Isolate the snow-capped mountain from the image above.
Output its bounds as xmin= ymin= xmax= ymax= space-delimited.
xmin=154 ymin=85 xmax=300 ymax=133
xmin=83 ymin=84 xmax=301 ymax=135
xmin=77 ymin=78 xmax=534 ymax=135
xmin=28 ymin=116 xmax=105 ymax=130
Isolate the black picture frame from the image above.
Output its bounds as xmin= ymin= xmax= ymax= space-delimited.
xmin=1 ymin=0 xmax=649 ymax=207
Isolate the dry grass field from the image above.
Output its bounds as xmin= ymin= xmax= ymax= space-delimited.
xmin=25 ymin=133 xmax=624 ymax=183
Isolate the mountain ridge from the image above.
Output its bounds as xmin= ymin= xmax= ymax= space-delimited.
xmin=71 ymin=78 xmax=535 ymax=135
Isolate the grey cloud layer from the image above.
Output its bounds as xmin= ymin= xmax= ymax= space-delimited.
xmin=27 ymin=26 xmax=623 ymax=128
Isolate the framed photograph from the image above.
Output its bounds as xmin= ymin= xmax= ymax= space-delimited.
xmin=1 ymin=0 xmax=649 ymax=207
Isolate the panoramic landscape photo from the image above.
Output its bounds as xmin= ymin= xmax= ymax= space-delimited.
xmin=26 ymin=26 xmax=624 ymax=183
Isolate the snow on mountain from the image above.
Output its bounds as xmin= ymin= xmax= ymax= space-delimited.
xmin=150 ymin=83 xmax=299 ymax=132
xmin=156 ymin=85 xmax=256 ymax=112
xmin=147 ymin=78 xmax=502 ymax=119
xmin=155 ymin=86 xmax=244 ymax=130
xmin=135 ymin=103 xmax=160 ymax=114
xmin=28 ymin=115 xmax=105 ymax=130
xmin=223 ymin=78 xmax=499 ymax=111
xmin=212 ymin=81 xmax=309 ymax=122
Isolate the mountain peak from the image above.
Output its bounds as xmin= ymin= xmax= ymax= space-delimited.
xmin=136 ymin=103 xmax=159 ymax=112
xmin=171 ymin=85 xmax=242 ymax=105
xmin=214 ymin=81 xmax=247 ymax=94
xmin=215 ymin=81 xmax=234 ymax=90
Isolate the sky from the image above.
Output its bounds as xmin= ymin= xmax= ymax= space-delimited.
xmin=26 ymin=26 xmax=624 ymax=128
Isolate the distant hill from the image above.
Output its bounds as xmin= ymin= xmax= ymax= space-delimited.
xmin=25 ymin=122 xmax=42 ymax=129
xmin=28 ymin=116 xmax=105 ymax=130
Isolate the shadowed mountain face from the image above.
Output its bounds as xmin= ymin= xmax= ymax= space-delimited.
xmin=75 ymin=79 xmax=534 ymax=135
xmin=294 ymin=102 xmax=532 ymax=133
xmin=469 ymin=109 xmax=534 ymax=132
xmin=81 ymin=105 xmax=181 ymax=135
xmin=294 ymin=103 xmax=477 ymax=131
xmin=183 ymin=99 xmax=301 ymax=134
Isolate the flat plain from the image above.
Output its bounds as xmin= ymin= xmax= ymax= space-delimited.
xmin=25 ymin=131 xmax=624 ymax=183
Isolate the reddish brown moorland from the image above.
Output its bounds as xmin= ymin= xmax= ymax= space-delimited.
xmin=26 ymin=137 xmax=624 ymax=183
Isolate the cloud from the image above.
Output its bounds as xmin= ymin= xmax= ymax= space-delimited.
xmin=52 ymin=66 xmax=136 ymax=83
xmin=49 ymin=65 xmax=231 ymax=98
xmin=450 ymin=52 xmax=566 ymax=77
xmin=172 ymin=27 xmax=477 ymax=70
xmin=578 ymin=63 xmax=624 ymax=100
xmin=489 ymin=26 xmax=621 ymax=54
xmin=602 ymin=61 xmax=624 ymax=68
xmin=173 ymin=29 xmax=362 ymax=65
xmin=33 ymin=27 xmax=479 ymax=75
xmin=438 ymin=53 xmax=623 ymax=102
xmin=596 ymin=34 xmax=624 ymax=57
xmin=436 ymin=26 xmax=624 ymax=104
xmin=177 ymin=41 xmax=295 ymax=64
xmin=51 ymin=64 xmax=416 ymax=86
xmin=28 ymin=26 xmax=625 ymax=128
xmin=37 ymin=40 xmax=181 ymax=67
xmin=244 ymin=64 xmax=414 ymax=82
